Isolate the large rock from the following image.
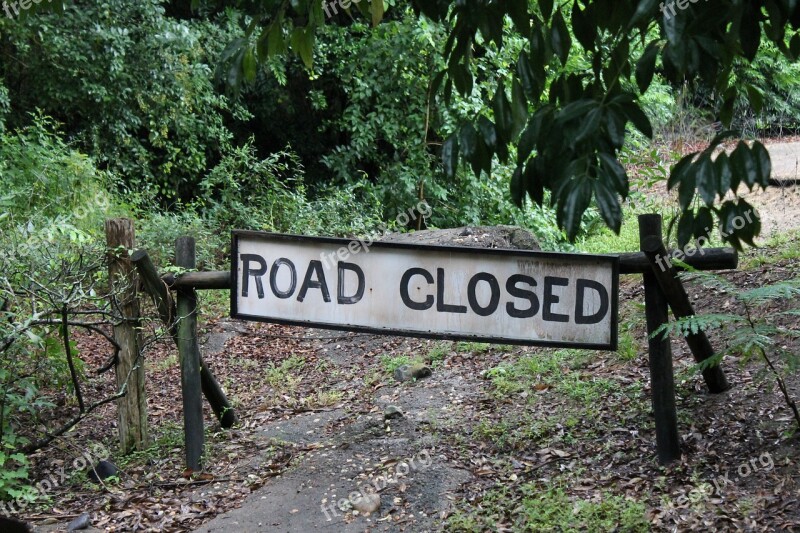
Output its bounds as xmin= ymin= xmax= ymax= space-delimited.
xmin=380 ymin=225 xmax=540 ymax=250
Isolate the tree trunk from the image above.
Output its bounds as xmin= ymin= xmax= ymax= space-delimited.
xmin=105 ymin=219 xmax=148 ymax=453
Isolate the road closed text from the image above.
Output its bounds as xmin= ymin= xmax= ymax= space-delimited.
xmin=232 ymin=232 xmax=618 ymax=349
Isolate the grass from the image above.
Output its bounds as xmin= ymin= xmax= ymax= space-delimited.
xmin=447 ymin=483 xmax=649 ymax=532
xmin=149 ymin=352 xmax=178 ymax=373
xmin=381 ymin=354 xmax=423 ymax=375
xmin=426 ymin=342 xmax=451 ymax=364
xmin=455 ymin=341 xmax=492 ymax=353
xmin=741 ymin=228 xmax=800 ymax=268
xmin=115 ymin=420 xmax=184 ymax=470
xmin=265 ymin=355 xmax=305 ymax=394
xmin=198 ymin=289 xmax=231 ymax=319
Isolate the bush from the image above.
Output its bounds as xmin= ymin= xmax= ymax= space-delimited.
xmin=0 ymin=115 xmax=114 ymax=230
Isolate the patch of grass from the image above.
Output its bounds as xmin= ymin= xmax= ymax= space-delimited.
xmin=265 ymin=355 xmax=305 ymax=393
xmin=116 ymin=421 xmax=184 ymax=470
xmin=555 ymin=375 xmax=620 ymax=405
xmin=311 ymin=389 xmax=342 ymax=407
xmin=380 ymin=354 xmax=423 ymax=375
xmin=150 ymin=352 xmax=178 ymax=373
xmin=197 ymin=289 xmax=230 ymax=319
xmin=472 ymin=414 xmax=553 ymax=451
xmin=448 ymin=483 xmax=649 ymax=532
xmin=455 ymin=341 xmax=492 ymax=353
xmin=426 ymin=342 xmax=451 ymax=364
xmin=362 ymin=368 xmax=382 ymax=387
xmin=485 ymin=349 xmax=624 ymax=407
xmin=741 ymin=228 xmax=800 ymax=268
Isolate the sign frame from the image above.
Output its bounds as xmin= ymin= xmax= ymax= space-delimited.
xmin=231 ymin=230 xmax=619 ymax=350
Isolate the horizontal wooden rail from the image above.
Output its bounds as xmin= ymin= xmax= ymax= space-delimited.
xmin=162 ymin=271 xmax=230 ymax=290
xmin=160 ymin=247 xmax=737 ymax=289
xmin=618 ymin=247 xmax=737 ymax=274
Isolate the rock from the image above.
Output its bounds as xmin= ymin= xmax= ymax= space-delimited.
xmin=393 ymin=365 xmax=412 ymax=382
xmin=509 ymin=227 xmax=541 ymax=250
xmin=67 ymin=513 xmax=91 ymax=531
xmin=393 ymin=363 xmax=432 ymax=382
xmin=384 ymin=405 xmax=404 ymax=420
xmin=411 ymin=364 xmax=432 ymax=380
xmin=352 ymin=493 xmax=381 ymax=515
xmin=87 ymin=460 xmax=119 ymax=482
xmin=380 ymin=225 xmax=540 ymax=250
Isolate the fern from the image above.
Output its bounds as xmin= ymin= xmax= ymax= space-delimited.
xmin=671 ymin=271 xmax=800 ymax=432
xmin=738 ymin=281 xmax=800 ymax=305
xmin=651 ymin=313 xmax=745 ymax=339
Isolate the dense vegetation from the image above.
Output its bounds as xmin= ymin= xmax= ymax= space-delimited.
xmin=1 ymin=0 xmax=800 ymax=516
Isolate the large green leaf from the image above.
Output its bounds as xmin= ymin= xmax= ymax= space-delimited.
xmin=550 ymin=11 xmax=572 ymax=64
xmin=636 ymin=41 xmax=660 ymax=93
xmin=370 ymin=0 xmax=385 ymax=27
xmin=442 ymin=134 xmax=459 ymax=179
xmin=593 ymin=178 xmax=622 ymax=233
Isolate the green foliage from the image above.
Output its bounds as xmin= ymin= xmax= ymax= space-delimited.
xmin=0 ymin=115 xmax=114 ymax=229
xmin=657 ymin=271 xmax=800 ymax=431
xmin=447 ymin=484 xmax=648 ymax=532
xmin=0 ymin=448 xmax=34 ymax=504
xmin=1 ymin=0 xmax=245 ymax=201
xmin=730 ymin=41 xmax=800 ymax=136
xmin=228 ymin=0 xmax=800 ymax=248
xmin=381 ymin=354 xmax=420 ymax=376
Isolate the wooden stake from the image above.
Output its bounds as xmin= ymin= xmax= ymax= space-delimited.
xmin=176 ymin=237 xmax=204 ymax=471
xmin=639 ymin=214 xmax=681 ymax=465
xmin=640 ymin=221 xmax=730 ymax=393
xmin=105 ymin=219 xmax=148 ymax=453
xmin=131 ymin=250 xmax=237 ymax=428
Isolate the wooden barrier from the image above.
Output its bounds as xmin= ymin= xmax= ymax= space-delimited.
xmin=175 ymin=237 xmax=205 ymax=471
xmin=128 ymin=217 xmax=737 ymax=468
xmin=131 ymin=250 xmax=237 ymax=429
xmin=162 ymin=247 xmax=737 ymax=291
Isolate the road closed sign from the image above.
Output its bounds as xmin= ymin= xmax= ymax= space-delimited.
xmin=231 ymin=231 xmax=619 ymax=349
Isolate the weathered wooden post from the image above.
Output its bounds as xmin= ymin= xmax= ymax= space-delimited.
xmin=640 ymin=229 xmax=730 ymax=393
xmin=105 ymin=218 xmax=148 ymax=453
xmin=639 ymin=214 xmax=681 ymax=465
xmin=176 ymin=237 xmax=204 ymax=471
xmin=130 ymin=250 xmax=237 ymax=428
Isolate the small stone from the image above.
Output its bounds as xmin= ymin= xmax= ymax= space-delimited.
xmin=352 ymin=493 xmax=381 ymax=515
xmin=67 ymin=513 xmax=91 ymax=531
xmin=384 ymin=406 xmax=404 ymax=420
xmin=410 ymin=364 xmax=432 ymax=380
xmin=393 ymin=365 xmax=412 ymax=382
xmin=394 ymin=363 xmax=432 ymax=382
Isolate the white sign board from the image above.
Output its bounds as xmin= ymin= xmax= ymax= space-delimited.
xmin=231 ymin=232 xmax=618 ymax=349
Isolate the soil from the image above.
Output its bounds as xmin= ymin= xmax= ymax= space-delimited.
xmin=18 ymin=140 xmax=800 ymax=532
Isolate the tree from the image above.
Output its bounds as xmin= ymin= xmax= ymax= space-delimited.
xmin=219 ymin=0 xmax=800 ymax=247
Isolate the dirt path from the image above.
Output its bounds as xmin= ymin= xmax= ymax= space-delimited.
xmin=193 ymin=332 xmax=473 ymax=532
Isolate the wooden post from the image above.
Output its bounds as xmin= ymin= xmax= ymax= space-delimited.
xmin=105 ymin=219 xmax=148 ymax=453
xmin=176 ymin=237 xmax=204 ymax=471
xmin=640 ymin=228 xmax=730 ymax=394
xmin=131 ymin=250 xmax=237 ymax=428
xmin=639 ymin=214 xmax=681 ymax=465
